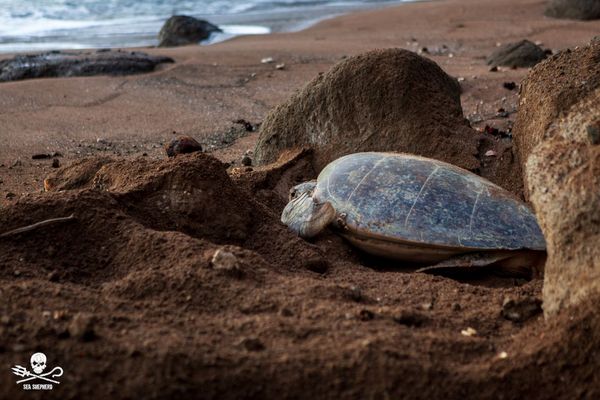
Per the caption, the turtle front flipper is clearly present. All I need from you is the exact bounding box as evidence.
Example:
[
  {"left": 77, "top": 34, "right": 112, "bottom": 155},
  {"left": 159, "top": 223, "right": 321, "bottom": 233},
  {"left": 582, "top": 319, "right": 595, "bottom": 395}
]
[
  {"left": 416, "top": 250, "right": 546, "bottom": 279},
  {"left": 281, "top": 182, "right": 336, "bottom": 238}
]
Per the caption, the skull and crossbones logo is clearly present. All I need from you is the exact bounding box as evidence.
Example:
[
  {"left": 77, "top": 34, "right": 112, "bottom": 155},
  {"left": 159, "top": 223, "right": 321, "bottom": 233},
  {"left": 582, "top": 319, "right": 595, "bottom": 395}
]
[
  {"left": 31, "top": 352, "right": 46, "bottom": 374},
  {"left": 12, "top": 352, "right": 64, "bottom": 385}
]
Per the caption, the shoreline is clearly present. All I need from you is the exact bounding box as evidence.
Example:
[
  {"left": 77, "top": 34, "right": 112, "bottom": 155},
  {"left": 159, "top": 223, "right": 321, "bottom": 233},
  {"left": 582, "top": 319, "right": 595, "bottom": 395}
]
[{"left": 0, "top": 0, "right": 413, "bottom": 54}]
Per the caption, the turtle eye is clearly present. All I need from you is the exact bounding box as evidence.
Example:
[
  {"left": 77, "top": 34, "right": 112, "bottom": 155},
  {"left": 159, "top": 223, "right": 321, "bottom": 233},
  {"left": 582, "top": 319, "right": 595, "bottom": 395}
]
[{"left": 290, "top": 189, "right": 297, "bottom": 199}]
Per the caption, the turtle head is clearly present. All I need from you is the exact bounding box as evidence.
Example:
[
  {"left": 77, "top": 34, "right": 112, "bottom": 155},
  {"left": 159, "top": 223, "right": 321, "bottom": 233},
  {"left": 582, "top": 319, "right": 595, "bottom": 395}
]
[{"left": 281, "top": 181, "right": 336, "bottom": 238}]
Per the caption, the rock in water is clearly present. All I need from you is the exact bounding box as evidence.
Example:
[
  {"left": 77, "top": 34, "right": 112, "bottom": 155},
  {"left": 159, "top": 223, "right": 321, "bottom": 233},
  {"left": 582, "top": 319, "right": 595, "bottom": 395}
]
[
  {"left": 486, "top": 40, "right": 547, "bottom": 68},
  {"left": 515, "top": 38, "right": 600, "bottom": 317},
  {"left": 254, "top": 49, "right": 479, "bottom": 172},
  {"left": 545, "top": 0, "right": 600, "bottom": 20},
  {"left": 0, "top": 50, "right": 174, "bottom": 82},
  {"left": 158, "top": 15, "right": 221, "bottom": 47}
]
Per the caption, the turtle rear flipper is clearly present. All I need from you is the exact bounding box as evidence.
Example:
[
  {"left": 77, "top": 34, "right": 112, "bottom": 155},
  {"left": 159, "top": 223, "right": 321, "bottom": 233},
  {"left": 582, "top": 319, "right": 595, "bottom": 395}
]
[{"left": 416, "top": 250, "right": 546, "bottom": 279}]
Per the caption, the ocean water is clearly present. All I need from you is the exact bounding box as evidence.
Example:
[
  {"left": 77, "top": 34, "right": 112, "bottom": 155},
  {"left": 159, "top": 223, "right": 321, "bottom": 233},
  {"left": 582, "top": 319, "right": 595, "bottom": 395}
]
[{"left": 0, "top": 0, "right": 413, "bottom": 53}]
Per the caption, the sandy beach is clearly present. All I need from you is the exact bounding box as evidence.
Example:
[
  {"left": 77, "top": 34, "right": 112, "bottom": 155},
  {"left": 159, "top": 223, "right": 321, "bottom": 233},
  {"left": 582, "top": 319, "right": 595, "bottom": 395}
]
[
  {"left": 1, "top": 0, "right": 600, "bottom": 398},
  {"left": 1, "top": 0, "right": 598, "bottom": 204}
]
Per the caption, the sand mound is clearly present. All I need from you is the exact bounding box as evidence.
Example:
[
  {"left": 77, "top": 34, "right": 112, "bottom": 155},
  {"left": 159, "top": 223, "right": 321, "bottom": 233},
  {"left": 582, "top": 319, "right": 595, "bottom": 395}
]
[
  {"left": 513, "top": 38, "right": 600, "bottom": 317},
  {"left": 514, "top": 38, "right": 600, "bottom": 177},
  {"left": 254, "top": 48, "right": 481, "bottom": 172},
  {"left": 526, "top": 87, "right": 600, "bottom": 317}
]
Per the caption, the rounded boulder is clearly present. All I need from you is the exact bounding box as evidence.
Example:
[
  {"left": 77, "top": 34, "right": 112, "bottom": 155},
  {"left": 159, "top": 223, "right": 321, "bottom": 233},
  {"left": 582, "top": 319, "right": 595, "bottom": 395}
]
[
  {"left": 254, "top": 48, "right": 480, "bottom": 172},
  {"left": 545, "top": 0, "right": 600, "bottom": 20},
  {"left": 158, "top": 15, "right": 221, "bottom": 47}
]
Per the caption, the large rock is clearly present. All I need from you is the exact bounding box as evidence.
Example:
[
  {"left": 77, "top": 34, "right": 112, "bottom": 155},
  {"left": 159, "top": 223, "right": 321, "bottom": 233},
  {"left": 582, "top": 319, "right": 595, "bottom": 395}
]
[
  {"left": 486, "top": 40, "right": 547, "bottom": 68},
  {"left": 513, "top": 38, "right": 600, "bottom": 179},
  {"left": 526, "top": 88, "right": 600, "bottom": 317},
  {"left": 254, "top": 49, "right": 480, "bottom": 172},
  {"left": 0, "top": 50, "right": 174, "bottom": 82},
  {"left": 545, "top": 0, "right": 600, "bottom": 20},
  {"left": 516, "top": 39, "right": 600, "bottom": 317},
  {"left": 158, "top": 15, "right": 221, "bottom": 47}
]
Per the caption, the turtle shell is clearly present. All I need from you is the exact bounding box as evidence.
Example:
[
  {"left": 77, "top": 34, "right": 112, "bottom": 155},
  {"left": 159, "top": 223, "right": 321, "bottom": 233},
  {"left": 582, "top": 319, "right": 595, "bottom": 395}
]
[{"left": 314, "top": 152, "right": 546, "bottom": 252}]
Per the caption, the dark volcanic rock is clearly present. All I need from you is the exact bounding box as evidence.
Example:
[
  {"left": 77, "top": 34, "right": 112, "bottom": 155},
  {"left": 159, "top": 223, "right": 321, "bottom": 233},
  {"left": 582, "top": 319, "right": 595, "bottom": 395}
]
[
  {"left": 486, "top": 40, "right": 547, "bottom": 68},
  {"left": 254, "top": 48, "right": 480, "bottom": 172},
  {"left": 165, "top": 136, "right": 203, "bottom": 157},
  {"left": 545, "top": 0, "right": 600, "bottom": 20},
  {"left": 0, "top": 50, "right": 174, "bottom": 82},
  {"left": 158, "top": 15, "right": 221, "bottom": 47}
]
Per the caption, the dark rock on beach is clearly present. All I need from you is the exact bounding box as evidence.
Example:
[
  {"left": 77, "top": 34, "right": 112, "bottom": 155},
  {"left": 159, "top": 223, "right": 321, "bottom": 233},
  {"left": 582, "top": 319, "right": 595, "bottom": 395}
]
[
  {"left": 255, "top": 48, "right": 480, "bottom": 172},
  {"left": 165, "top": 136, "right": 203, "bottom": 157},
  {"left": 486, "top": 40, "right": 547, "bottom": 68},
  {"left": 0, "top": 50, "right": 174, "bottom": 82},
  {"left": 545, "top": 0, "right": 600, "bottom": 20},
  {"left": 158, "top": 15, "right": 222, "bottom": 47}
]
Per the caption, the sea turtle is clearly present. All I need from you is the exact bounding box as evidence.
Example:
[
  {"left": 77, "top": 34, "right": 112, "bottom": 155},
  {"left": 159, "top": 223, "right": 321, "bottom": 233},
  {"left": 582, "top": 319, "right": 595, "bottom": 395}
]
[{"left": 281, "top": 152, "right": 546, "bottom": 276}]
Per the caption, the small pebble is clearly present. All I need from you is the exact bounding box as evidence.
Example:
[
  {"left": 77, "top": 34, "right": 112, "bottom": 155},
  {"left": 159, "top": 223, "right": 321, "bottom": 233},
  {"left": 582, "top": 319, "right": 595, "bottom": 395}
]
[
  {"left": 461, "top": 327, "right": 477, "bottom": 337},
  {"left": 503, "top": 82, "right": 517, "bottom": 90},
  {"left": 52, "top": 158, "right": 60, "bottom": 168},
  {"left": 239, "top": 337, "right": 265, "bottom": 352},
  {"left": 485, "top": 150, "right": 497, "bottom": 157},
  {"left": 394, "top": 310, "right": 427, "bottom": 327},
  {"left": 279, "top": 308, "right": 294, "bottom": 317},
  {"left": 359, "top": 309, "right": 375, "bottom": 321},
  {"left": 303, "top": 256, "right": 328, "bottom": 274},
  {"left": 502, "top": 296, "right": 542, "bottom": 323},
  {"left": 165, "top": 136, "right": 202, "bottom": 157},
  {"left": 68, "top": 313, "right": 96, "bottom": 341},
  {"left": 241, "top": 154, "right": 252, "bottom": 166},
  {"left": 586, "top": 124, "right": 600, "bottom": 145},
  {"left": 211, "top": 248, "right": 242, "bottom": 277},
  {"left": 497, "top": 351, "right": 509, "bottom": 359},
  {"left": 47, "top": 270, "right": 59, "bottom": 282},
  {"left": 347, "top": 285, "right": 363, "bottom": 302},
  {"left": 261, "top": 57, "right": 274, "bottom": 64},
  {"left": 275, "top": 63, "right": 285, "bottom": 70}
]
